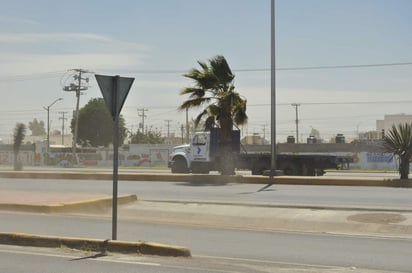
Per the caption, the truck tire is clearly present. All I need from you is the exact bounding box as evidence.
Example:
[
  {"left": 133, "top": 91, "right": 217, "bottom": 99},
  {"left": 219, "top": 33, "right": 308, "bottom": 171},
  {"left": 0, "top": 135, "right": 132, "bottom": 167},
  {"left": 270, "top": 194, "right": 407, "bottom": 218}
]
[
  {"left": 278, "top": 162, "right": 300, "bottom": 176},
  {"left": 252, "top": 161, "right": 269, "bottom": 175},
  {"left": 171, "top": 156, "right": 189, "bottom": 173}
]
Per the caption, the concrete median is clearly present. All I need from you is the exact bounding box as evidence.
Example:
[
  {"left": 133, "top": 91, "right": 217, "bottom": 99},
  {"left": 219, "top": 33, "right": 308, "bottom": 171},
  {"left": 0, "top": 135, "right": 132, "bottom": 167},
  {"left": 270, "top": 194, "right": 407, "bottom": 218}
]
[
  {"left": 0, "top": 232, "right": 191, "bottom": 257},
  {"left": 1, "top": 170, "right": 412, "bottom": 187},
  {"left": 0, "top": 194, "right": 137, "bottom": 213}
]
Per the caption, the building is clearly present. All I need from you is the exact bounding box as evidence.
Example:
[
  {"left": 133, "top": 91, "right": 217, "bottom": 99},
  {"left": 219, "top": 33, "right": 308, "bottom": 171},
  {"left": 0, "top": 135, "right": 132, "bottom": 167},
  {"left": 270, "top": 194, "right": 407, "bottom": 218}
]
[{"left": 377, "top": 114, "right": 412, "bottom": 135}]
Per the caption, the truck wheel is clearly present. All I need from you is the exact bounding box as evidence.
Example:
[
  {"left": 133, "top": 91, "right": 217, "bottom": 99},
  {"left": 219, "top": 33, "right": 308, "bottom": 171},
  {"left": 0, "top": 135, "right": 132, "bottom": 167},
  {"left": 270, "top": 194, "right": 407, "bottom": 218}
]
[
  {"left": 252, "top": 162, "right": 268, "bottom": 175},
  {"left": 171, "top": 157, "right": 189, "bottom": 173},
  {"left": 278, "top": 162, "right": 300, "bottom": 176}
]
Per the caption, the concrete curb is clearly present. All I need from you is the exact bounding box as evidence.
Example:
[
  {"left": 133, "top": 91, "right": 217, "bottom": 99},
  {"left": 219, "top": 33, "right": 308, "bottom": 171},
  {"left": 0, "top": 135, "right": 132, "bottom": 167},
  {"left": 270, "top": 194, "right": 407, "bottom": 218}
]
[
  {"left": 1, "top": 170, "right": 412, "bottom": 187},
  {"left": 0, "top": 194, "right": 138, "bottom": 213},
  {"left": 142, "top": 199, "right": 412, "bottom": 213},
  {"left": 0, "top": 232, "right": 191, "bottom": 257}
]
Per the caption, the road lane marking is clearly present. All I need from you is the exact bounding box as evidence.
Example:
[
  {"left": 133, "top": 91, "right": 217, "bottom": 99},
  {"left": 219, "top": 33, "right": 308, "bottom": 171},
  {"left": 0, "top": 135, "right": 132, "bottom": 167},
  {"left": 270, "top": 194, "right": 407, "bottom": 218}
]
[
  {"left": 194, "top": 254, "right": 342, "bottom": 270},
  {"left": 0, "top": 248, "right": 160, "bottom": 267}
]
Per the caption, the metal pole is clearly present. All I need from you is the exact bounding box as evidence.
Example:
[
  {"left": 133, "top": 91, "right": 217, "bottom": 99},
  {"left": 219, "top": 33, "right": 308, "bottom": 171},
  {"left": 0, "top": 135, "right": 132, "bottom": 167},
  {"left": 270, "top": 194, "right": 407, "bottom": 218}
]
[
  {"left": 47, "top": 107, "right": 50, "bottom": 153},
  {"left": 270, "top": 0, "right": 277, "bottom": 174},
  {"left": 72, "top": 70, "right": 82, "bottom": 162},
  {"left": 112, "top": 76, "right": 119, "bottom": 240},
  {"left": 44, "top": 98, "right": 62, "bottom": 154},
  {"left": 292, "top": 103, "right": 300, "bottom": 143},
  {"left": 60, "top": 112, "right": 67, "bottom": 145},
  {"left": 185, "top": 108, "right": 189, "bottom": 143}
]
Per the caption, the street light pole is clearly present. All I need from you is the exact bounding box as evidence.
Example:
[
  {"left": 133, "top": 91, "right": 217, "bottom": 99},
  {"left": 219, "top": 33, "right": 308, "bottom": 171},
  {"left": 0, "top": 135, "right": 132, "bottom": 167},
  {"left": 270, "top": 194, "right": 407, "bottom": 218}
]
[
  {"left": 44, "top": 98, "right": 63, "bottom": 154},
  {"left": 270, "top": 0, "right": 277, "bottom": 174}
]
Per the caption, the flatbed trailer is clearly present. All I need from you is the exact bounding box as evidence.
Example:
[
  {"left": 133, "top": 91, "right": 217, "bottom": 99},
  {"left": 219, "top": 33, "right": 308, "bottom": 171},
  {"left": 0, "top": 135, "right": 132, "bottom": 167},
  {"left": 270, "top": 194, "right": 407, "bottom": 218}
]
[
  {"left": 237, "top": 153, "right": 352, "bottom": 176},
  {"left": 168, "top": 129, "right": 353, "bottom": 176}
]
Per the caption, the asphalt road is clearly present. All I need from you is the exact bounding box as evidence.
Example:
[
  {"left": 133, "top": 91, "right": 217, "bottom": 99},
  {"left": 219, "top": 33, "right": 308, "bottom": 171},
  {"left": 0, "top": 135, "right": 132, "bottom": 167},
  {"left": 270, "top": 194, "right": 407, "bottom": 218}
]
[
  {"left": 2, "top": 176, "right": 412, "bottom": 272},
  {"left": 1, "top": 245, "right": 392, "bottom": 273},
  {"left": 1, "top": 178, "right": 411, "bottom": 210},
  {"left": 0, "top": 245, "right": 217, "bottom": 273},
  {"left": 1, "top": 212, "right": 412, "bottom": 272}
]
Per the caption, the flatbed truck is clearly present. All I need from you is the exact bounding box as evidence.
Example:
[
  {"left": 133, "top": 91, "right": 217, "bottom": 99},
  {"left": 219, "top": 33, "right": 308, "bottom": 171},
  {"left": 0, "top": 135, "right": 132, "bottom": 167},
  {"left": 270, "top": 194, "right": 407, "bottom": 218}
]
[{"left": 168, "top": 129, "right": 352, "bottom": 176}]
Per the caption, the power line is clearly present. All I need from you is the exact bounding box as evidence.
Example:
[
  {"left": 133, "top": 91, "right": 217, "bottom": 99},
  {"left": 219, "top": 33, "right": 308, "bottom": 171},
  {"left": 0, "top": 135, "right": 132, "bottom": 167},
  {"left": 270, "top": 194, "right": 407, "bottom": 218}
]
[
  {"left": 0, "top": 70, "right": 67, "bottom": 82},
  {"left": 249, "top": 100, "right": 412, "bottom": 107},
  {"left": 108, "top": 61, "right": 412, "bottom": 74},
  {"left": 123, "top": 100, "right": 412, "bottom": 110},
  {"left": 2, "top": 61, "right": 412, "bottom": 82},
  {"left": 243, "top": 62, "right": 412, "bottom": 72},
  {"left": 0, "top": 99, "right": 410, "bottom": 117}
]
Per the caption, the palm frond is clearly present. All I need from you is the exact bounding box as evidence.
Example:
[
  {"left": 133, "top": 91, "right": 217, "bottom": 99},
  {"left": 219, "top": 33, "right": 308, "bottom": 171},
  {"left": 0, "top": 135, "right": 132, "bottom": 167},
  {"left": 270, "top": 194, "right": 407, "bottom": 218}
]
[
  {"left": 179, "top": 97, "right": 211, "bottom": 110},
  {"left": 204, "top": 116, "right": 216, "bottom": 131},
  {"left": 383, "top": 123, "right": 412, "bottom": 155},
  {"left": 194, "top": 109, "right": 208, "bottom": 128},
  {"left": 179, "top": 55, "right": 248, "bottom": 133},
  {"left": 209, "top": 55, "right": 235, "bottom": 85},
  {"left": 180, "top": 87, "right": 206, "bottom": 98}
]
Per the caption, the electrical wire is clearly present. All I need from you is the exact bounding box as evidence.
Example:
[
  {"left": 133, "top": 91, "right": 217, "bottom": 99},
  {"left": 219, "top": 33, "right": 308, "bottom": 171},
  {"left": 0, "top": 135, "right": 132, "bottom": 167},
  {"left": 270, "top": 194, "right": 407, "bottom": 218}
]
[
  {"left": 1, "top": 61, "right": 412, "bottom": 82},
  {"left": 115, "top": 61, "right": 412, "bottom": 74},
  {"left": 0, "top": 70, "right": 66, "bottom": 82}
]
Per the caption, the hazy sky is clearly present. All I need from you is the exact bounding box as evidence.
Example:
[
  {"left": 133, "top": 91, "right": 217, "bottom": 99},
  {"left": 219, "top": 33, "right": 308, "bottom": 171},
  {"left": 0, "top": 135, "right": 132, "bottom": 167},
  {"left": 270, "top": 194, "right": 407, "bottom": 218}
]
[{"left": 1, "top": 0, "right": 411, "bottom": 143}]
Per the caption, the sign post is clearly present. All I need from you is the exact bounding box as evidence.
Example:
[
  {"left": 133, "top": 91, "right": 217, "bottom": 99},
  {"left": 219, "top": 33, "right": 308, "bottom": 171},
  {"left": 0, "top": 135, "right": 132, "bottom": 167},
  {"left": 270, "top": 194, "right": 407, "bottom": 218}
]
[{"left": 95, "top": 74, "right": 134, "bottom": 240}]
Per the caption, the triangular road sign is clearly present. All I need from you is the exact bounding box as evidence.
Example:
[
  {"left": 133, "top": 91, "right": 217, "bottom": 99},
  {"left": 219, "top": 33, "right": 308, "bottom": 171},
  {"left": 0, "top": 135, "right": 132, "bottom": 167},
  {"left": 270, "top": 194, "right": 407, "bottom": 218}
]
[{"left": 95, "top": 74, "right": 135, "bottom": 119}]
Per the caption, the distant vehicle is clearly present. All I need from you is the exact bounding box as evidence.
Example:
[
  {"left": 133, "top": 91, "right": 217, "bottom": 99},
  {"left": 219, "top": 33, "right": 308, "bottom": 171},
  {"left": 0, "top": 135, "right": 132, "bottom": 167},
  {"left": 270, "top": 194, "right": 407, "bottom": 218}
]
[{"left": 168, "top": 128, "right": 353, "bottom": 176}]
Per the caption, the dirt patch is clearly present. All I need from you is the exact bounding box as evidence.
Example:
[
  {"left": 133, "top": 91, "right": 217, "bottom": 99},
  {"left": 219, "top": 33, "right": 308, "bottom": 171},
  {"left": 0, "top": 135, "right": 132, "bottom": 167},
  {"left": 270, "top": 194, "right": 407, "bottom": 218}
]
[{"left": 347, "top": 213, "right": 406, "bottom": 224}]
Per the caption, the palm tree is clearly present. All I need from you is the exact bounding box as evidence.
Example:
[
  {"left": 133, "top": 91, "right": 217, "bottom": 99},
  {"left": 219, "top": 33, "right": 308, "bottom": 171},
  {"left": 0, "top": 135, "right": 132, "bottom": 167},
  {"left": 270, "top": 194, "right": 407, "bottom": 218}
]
[
  {"left": 382, "top": 123, "right": 412, "bottom": 179},
  {"left": 179, "top": 55, "right": 248, "bottom": 174},
  {"left": 13, "top": 123, "right": 26, "bottom": 171}
]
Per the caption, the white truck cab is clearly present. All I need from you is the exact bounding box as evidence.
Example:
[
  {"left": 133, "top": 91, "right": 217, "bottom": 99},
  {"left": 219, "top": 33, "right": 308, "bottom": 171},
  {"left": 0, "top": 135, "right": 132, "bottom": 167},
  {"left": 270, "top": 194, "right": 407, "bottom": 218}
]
[{"left": 168, "top": 132, "right": 212, "bottom": 173}]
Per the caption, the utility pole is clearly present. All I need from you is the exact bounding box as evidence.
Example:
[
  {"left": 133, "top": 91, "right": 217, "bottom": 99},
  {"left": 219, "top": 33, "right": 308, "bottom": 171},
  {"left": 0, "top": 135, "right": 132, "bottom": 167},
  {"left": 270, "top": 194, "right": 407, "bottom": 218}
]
[
  {"left": 63, "top": 69, "right": 91, "bottom": 162},
  {"left": 59, "top": 111, "right": 68, "bottom": 145},
  {"left": 291, "top": 103, "right": 300, "bottom": 143},
  {"left": 185, "top": 108, "right": 189, "bottom": 143},
  {"left": 262, "top": 124, "right": 267, "bottom": 145},
  {"left": 165, "top": 119, "right": 172, "bottom": 138},
  {"left": 181, "top": 124, "right": 184, "bottom": 144},
  {"left": 137, "top": 108, "right": 148, "bottom": 134}
]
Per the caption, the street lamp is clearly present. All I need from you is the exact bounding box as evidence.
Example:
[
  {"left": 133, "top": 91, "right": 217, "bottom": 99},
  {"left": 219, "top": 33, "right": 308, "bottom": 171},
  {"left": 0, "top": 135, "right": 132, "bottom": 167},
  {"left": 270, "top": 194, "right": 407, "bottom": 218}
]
[{"left": 44, "top": 98, "right": 63, "bottom": 153}]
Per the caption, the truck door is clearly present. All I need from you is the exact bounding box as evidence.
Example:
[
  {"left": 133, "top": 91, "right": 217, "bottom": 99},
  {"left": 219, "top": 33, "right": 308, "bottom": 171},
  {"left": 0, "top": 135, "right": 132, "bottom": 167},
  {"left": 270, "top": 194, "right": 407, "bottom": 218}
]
[{"left": 190, "top": 133, "right": 209, "bottom": 163}]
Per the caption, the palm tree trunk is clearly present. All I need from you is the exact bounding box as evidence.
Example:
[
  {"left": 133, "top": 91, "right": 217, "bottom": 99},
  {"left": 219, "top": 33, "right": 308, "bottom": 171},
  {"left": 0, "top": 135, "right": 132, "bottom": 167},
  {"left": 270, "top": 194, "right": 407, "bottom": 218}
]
[
  {"left": 219, "top": 118, "right": 235, "bottom": 175},
  {"left": 399, "top": 155, "right": 410, "bottom": 179}
]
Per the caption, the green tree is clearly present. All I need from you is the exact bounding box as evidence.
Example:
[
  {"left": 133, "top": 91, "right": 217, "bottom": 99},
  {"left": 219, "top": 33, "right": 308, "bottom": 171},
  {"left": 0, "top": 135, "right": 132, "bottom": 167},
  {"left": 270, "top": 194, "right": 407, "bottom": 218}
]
[
  {"left": 382, "top": 123, "right": 412, "bottom": 179},
  {"left": 179, "top": 55, "right": 248, "bottom": 174},
  {"left": 28, "top": 118, "right": 46, "bottom": 136},
  {"left": 71, "top": 98, "right": 127, "bottom": 147},
  {"left": 13, "top": 123, "right": 26, "bottom": 171},
  {"left": 129, "top": 129, "right": 164, "bottom": 144}
]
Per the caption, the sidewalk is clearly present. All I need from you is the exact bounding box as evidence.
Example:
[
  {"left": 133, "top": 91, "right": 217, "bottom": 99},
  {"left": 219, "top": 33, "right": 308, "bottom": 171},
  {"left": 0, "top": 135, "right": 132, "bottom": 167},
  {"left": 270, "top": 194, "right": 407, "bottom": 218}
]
[{"left": 1, "top": 189, "right": 412, "bottom": 239}]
